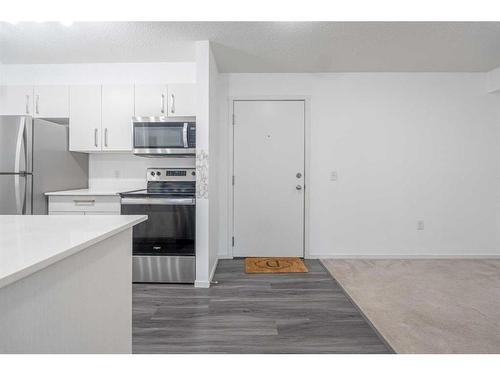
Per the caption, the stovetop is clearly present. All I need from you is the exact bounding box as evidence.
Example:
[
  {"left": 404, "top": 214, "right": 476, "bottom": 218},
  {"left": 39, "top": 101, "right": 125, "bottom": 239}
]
[{"left": 120, "top": 168, "right": 196, "bottom": 199}]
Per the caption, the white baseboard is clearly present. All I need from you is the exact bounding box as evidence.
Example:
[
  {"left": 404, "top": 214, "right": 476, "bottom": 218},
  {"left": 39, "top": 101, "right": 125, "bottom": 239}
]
[
  {"left": 194, "top": 280, "right": 210, "bottom": 288},
  {"left": 309, "top": 253, "right": 500, "bottom": 259},
  {"left": 217, "top": 254, "right": 233, "bottom": 259}
]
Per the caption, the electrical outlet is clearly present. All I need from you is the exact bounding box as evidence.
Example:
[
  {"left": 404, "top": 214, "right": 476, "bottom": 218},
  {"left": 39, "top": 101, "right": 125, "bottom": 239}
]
[
  {"left": 417, "top": 220, "right": 425, "bottom": 230},
  {"left": 330, "top": 171, "right": 338, "bottom": 181}
]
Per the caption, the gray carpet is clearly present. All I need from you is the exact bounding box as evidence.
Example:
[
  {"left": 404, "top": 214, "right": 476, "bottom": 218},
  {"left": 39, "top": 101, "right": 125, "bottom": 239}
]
[{"left": 322, "top": 259, "right": 500, "bottom": 354}]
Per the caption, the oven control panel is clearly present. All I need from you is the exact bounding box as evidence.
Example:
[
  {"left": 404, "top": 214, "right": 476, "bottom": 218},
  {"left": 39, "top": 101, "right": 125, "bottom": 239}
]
[{"left": 147, "top": 168, "right": 196, "bottom": 182}]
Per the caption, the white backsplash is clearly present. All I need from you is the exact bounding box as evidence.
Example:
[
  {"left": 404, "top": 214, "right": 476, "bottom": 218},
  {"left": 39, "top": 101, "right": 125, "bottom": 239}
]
[{"left": 89, "top": 153, "right": 196, "bottom": 191}]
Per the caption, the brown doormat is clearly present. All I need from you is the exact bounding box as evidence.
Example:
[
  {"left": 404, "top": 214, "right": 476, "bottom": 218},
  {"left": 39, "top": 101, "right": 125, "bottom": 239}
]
[{"left": 245, "top": 257, "right": 309, "bottom": 274}]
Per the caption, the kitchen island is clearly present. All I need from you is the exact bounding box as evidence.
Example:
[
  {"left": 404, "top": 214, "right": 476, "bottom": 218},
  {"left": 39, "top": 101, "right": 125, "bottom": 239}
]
[{"left": 0, "top": 214, "right": 147, "bottom": 353}]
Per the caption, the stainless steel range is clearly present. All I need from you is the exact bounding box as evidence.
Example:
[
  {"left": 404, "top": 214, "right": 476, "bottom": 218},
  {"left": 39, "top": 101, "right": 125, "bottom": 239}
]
[{"left": 120, "top": 168, "right": 196, "bottom": 283}]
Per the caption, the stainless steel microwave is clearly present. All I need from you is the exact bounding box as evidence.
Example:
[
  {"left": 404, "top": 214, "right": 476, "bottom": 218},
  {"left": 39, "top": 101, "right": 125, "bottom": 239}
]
[{"left": 132, "top": 116, "right": 196, "bottom": 157}]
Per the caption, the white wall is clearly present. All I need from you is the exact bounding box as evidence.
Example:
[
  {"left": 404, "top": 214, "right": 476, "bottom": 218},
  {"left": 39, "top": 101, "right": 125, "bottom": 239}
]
[
  {"left": 217, "top": 73, "right": 500, "bottom": 258},
  {"left": 194, "top": 41, "right": 210, "bottom": 287},
  {"left": 0, "top": 62, "right": 195, "bottom": 85},
  {"left": 193, "top": 41, "right": 228, "bottom": 287},
  {"left": 89, "top": 154, "right": 195, "bottom": 191},
  {"left": 208, "top": 45, "right": 229, "bottom": 276}
]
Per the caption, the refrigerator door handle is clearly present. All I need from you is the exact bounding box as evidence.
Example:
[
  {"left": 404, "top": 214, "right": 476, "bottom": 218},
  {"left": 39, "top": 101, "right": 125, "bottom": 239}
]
[
  {"left": 14, "top": 174, "right": 26, "bottom": 214},
  {"left": 13, "top": 118, "right": 27, "bottom": 214},
  {"left": 14, "top": 174, "right": 21, "bottom": 214},
  {"left": 14, "top": 117, "right": 26, "bottom": 174}
]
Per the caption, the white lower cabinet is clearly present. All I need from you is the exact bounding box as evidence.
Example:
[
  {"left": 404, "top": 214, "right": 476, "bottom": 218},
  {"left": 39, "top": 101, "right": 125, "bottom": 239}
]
[{"left": 48, "top": 195, "right": 121, "bottom": 215}]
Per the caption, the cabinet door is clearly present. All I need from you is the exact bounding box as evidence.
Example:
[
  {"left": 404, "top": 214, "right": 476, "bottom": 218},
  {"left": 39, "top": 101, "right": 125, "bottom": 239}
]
[
  {"left": 102, "top": 85, "right": 134, "bottom": 151},
  {"left": 69, "top": 85, "right": 102, "bottom": 152},
  {"left": 135, "top": 84, "right": 168, "bottom": 117},
  {"left": 167, "top": 83, "right": 196, "bottom": 117},
  {"left": 34, "top": 86, "right": 69, "bottom": 118},
  {"left": 0, "top": 86, "right": 33, "bottom": 115}
]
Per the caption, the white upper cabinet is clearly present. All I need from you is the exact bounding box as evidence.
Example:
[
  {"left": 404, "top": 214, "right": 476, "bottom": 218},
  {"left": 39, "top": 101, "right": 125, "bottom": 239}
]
[
  {"left": 134, "top": 84, "right": 168, "bottom": 117},
  {"left": 101, "top": 85, "right": 134, "bottom": 151},
  {"left": 167, "top": 83, "right": 196, "bottom": 117},
  {"left": 69, "top": 85, "right": 102, "bottom": 152},
  {"left": 33, "top": 86, "right": 69, "bottom": 118},
  {"left": 0, "top": 86, "right": 34, "bottom": 115}
]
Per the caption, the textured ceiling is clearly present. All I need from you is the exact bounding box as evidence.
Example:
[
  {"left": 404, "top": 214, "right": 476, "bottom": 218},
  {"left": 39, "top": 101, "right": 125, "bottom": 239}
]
[{"left": 1, "top": 22, "right": 500, "bottom": 72}]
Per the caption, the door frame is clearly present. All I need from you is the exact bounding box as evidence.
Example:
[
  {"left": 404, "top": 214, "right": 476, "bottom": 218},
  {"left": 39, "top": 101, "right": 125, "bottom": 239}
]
[{"left": 227, "top": 96, "right": 312, "bottom": 259}]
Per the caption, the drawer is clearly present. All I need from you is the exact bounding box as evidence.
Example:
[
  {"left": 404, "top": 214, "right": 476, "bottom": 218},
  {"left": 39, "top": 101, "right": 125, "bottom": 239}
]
[
  {"left": 48, "top": 195, "right": 121, "bottom": 213},
  {"left": 48, "top": 211, "right": 85, "bottom": 215}
]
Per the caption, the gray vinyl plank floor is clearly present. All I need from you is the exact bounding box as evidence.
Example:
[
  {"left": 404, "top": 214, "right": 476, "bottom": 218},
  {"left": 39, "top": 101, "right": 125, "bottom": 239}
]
[{"left": 132, "top": 259, "right": 391, "bottom": 354}]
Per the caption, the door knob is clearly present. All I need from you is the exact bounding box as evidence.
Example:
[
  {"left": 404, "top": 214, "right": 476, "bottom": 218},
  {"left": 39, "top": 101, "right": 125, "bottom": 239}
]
[{"left": 296, "top": 185, "right": 302, "bottom": 190}]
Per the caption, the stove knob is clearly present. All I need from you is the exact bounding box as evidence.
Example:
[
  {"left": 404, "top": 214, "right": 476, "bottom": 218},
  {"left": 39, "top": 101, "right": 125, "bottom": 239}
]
[
  {"left": 150, "top": 171, "right": 155, "bottom": 176},
  {"left": 191, "top": 171, "right": 196, "bottom": 176},
  {"left": 156, "top": 171, "right": 161, "bottom": 176}
]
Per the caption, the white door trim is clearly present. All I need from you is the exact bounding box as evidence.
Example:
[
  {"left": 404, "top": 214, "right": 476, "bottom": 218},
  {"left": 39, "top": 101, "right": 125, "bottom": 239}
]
[{"left": 227, "top": 95, "right": 312, "bottom": 259}]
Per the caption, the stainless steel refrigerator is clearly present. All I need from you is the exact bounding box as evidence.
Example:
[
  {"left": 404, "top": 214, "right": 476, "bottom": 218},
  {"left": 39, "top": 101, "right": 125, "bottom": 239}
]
[{"left": 0, "top": 115, "right": 89, "bottom": 215}]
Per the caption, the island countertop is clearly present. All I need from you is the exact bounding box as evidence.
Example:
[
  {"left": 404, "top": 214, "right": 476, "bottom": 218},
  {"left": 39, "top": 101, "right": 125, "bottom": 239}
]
[{"left": 0, "top": 215, "right": 147, "bottom": 289}]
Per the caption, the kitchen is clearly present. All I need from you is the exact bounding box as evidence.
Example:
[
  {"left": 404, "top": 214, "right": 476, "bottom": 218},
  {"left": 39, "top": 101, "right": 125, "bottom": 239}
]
[
  {"left": 2, "top": 16, "right": 500, "bottom": 368},
  {"left": 0, "top": 50, "right": 211, "bottom": 352}
]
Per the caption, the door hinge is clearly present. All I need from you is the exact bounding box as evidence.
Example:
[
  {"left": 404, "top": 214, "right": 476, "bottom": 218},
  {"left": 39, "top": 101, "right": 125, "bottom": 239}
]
[
  {"left": 232, "top": 175, "right": 235, "bottom": 185},
  {"left": 232, "top": 237, "right": 235, "bottom": 247}
]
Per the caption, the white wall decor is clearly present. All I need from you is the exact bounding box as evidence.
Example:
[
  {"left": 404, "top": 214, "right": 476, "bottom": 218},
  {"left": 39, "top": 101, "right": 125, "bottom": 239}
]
[{"left": 196, "top": 149, "right": 209, "bottom": 199}]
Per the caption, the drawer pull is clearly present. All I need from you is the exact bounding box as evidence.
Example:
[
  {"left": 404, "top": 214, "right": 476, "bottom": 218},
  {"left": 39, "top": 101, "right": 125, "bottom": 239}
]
[{"left": 73, "top": 199, "right": 96, "bottom": 206}]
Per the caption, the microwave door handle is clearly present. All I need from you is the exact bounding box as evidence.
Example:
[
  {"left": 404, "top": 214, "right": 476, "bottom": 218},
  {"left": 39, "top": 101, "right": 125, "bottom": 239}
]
[{"left": 183, "top": 123, "right": 188, "bottom": 148}]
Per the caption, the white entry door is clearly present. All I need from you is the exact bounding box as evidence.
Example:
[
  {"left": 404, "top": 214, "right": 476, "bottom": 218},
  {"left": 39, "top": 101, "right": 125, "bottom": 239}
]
[{"left": 233, "top": 100, "right": 305, "bottom": 257}]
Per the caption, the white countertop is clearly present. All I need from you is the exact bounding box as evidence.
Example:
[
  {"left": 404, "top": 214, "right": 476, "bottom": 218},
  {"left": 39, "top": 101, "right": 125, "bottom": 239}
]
[
  {"left": 0, "top": 215, "right": 147, "bottom": 289},
  {"left": 44, "top": 188, "right": 125, "bottom": 196}
]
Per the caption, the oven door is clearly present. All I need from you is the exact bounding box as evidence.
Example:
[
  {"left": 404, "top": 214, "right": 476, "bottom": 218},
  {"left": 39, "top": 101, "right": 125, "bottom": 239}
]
[{"left": 121, "top": 197, "right": 195, "bottom": 256}]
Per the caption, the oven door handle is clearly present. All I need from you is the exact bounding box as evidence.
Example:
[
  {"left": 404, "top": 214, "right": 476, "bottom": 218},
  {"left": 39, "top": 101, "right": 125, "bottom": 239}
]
[{"left": 121, "top": 197, "right": 195, "bottom": 205}]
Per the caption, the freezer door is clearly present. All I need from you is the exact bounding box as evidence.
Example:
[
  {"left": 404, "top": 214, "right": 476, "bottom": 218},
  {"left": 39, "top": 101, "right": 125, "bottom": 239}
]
[
  {"left": 0, "top": 173, "right": 32, "bottom": 215},
  {"left": 0, "top": 116, "right": 32, "bottom": 173}
]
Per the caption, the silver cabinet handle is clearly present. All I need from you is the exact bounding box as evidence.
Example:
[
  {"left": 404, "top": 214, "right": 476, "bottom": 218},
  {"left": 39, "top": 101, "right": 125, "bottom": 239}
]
[
  {"left": 94, "top": 128, "right": 98, "bottom": 147},
  {"left": 296, "top": 185, "right": 302, "bottom": 190},
  {"left": 25, "top": 95, "right": 30, "bottom": 114},
  {"left": 161, "top": 94, "right": 165, "bottom": 114},
  {"left": 104, "top": 128, "right": 108, "bottom": 147},
  {"left": 170, "top": 93, "right": 175, "bottom": 114},
  {"left": 35, "top": 94, "right": 40, "bottom": 114},
  {"left": 74, "top": 199, "right": 96, "bottom": 206}
]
